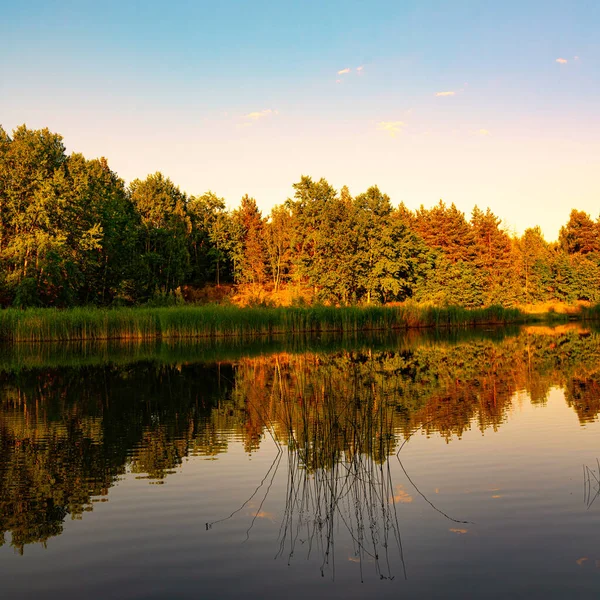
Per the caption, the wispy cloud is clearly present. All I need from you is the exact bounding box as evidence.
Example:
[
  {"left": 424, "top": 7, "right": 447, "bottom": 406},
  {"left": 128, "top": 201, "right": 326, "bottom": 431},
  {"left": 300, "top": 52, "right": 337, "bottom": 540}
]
[
  {"left": 435, "top": 91, "right": 455, "bottom": 97},
  {"left": 377, "top": 121, "right": 406, "bottom": 137},
  {"left": 556, "top": 58, "right": 568, "bottom": 64},
  {"left": 356, "top": 65, "right": 364, "bottom": 72},
  {"left": 476, "top": 129, "right": 490, "bottom": 136},
  {"left": 337, "top": 67, "right": 350, "bottom": 75},
  {"left": 335, "top": 79, "right": 342, "bottom": 84},
  {"left": 244, "top": 109, "right": 277, "bottom": 120}
]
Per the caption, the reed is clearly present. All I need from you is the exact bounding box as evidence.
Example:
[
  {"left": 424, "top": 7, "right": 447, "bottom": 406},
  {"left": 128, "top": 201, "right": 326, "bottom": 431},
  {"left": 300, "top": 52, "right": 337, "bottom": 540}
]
[
  {"left": 0, "top": 304, "right": 531, "bottom": 342},
  {"left": 580, "top": 303, "right": 600, "bottom": 322}
]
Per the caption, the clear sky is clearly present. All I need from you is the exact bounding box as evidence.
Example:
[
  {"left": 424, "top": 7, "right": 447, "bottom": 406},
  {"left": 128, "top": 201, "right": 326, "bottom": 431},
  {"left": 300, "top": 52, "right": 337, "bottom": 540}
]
[{"left": 1, "top": 0, "right": 598, "bottom": 240}]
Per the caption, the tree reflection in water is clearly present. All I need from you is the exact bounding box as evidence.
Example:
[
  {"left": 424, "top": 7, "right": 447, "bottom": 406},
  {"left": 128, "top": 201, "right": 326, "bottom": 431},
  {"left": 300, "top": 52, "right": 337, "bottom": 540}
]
[{"left": 2, "top": 326, "right": 600, "bottom": 555}]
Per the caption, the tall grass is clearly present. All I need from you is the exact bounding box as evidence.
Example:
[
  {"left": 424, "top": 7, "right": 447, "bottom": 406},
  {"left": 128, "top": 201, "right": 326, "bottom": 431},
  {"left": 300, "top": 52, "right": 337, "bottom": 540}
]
[
  {"left": 0, "top": 304, "right": 529, "bottom": 342},
  {"left": 580, "top": 304, "right": 600, "bottom": 322}
]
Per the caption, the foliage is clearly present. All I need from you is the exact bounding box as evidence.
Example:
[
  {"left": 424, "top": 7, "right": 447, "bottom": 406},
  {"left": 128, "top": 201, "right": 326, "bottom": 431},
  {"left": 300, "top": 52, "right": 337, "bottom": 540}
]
[
  {"left": 2, "top": 123, "right": 600, "bottom": 310},
  {"left": 129, "top": 173, "right": 190, "bottom": 298}
]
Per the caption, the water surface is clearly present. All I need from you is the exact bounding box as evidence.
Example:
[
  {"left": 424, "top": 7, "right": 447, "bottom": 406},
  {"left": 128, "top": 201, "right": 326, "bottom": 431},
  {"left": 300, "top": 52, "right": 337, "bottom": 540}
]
[{"left": 1, "top": 326, "right": 600, "bottom": 598}]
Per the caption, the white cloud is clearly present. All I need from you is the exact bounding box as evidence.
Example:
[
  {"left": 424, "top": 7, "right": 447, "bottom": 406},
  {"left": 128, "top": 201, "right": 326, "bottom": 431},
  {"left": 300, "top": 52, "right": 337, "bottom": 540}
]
[
  {"left": 556, "top": 58, "right": 568, "bottom": 64},
  {"left": 377, "top": 121, "right": 406, "bottom": 137},
  {"left": 435, "top": 91, "right": 455, "bottom": 97},
  {"left": 244, "top": 109, "right": 277, "bottom": 120},
  {"left": 337, "top": 67, "right": 350, "bottom": 75}
]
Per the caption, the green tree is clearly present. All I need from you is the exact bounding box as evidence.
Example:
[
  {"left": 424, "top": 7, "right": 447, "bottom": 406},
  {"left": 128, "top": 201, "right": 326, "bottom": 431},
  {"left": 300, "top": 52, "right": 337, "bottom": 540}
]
[
  {"left": 129, "top": 173, "right": 190, "bottom": 297},
  {"left": 353, "top": 187, "right": 428, "bottom": 303},
  {"left": 0, "top": 125, "right": 70, "bottom": 305},
  {"left": 265, "top": 204, "right": 293, "bottom": 291},
  {"left": 66, "top": 154, "right": 140, "bottom": 304},
  {"left": 289, "top": 176, "right": 356, "bottom": 302},
  {"left": 414, "top": 254, "right": 485, "bottom": 308},
  {"left": 187, "top": 191, "right": 229, "bottom": 286},
  {"left": 515, "top": 227, "right": 552, "bottom": 303},
  {"left": 470, "top": 206, "right": 516, "bottom": 305}
]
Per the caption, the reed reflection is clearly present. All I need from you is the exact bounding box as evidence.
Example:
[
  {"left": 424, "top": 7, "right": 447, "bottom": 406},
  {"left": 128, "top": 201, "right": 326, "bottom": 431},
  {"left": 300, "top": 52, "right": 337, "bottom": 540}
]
[{"left": 276, "top": 374, "right": 406, "bottom": 581}]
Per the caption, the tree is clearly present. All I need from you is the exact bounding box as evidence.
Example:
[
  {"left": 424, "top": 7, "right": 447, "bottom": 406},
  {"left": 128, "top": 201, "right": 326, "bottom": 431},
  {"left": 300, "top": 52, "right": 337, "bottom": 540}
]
[
  {"left": 414, "top": 254, "right": 485, "bottom": 308},
  {"left": 265, "top": 204, "right": 293, "bottom": 291},
  {"left": 66, "top": 154, "right": 140, "bottom": 304},
  {"left": 470, "top": 206, "right": 516, "bottom": 305},
  {"left": 413, "top": 201, "right": 474, "bottom": 263},
  {"left": 0, "top": 125, "right": 69, "bottom": 304},
  {"left": 353, "top": 186, "right": 427, "bottom": 303},
  {"left": 187, "top": 191, "right": 229, "bottom": 286},
  {"left": 559, "top": 209, "right": 600, "bottom": 255},
  {"left": 129, "top": 173, "right": 190, "bottom": 297},
  {"left": 231, "top": 195, "right": 267, "bottom": 285},
  {"left": 515, "top": 227, "right": 551, "bottom": 303},
  {"left": 288, "top": 176, "right": 356, "bottom": 302}
]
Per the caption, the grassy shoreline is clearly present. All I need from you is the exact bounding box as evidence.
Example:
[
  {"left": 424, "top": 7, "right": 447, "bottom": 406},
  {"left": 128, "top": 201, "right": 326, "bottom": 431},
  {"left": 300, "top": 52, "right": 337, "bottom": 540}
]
[{"left": 0, "top": 303, "right": 556, "bottom": 342}]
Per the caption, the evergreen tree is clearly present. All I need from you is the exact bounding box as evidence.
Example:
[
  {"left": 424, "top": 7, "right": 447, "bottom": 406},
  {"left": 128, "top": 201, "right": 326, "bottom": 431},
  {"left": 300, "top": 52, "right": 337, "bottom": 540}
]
[
  {"left": 470, "top": 206, "right": 516, "bottom": 304},
  {"left": 231, "top": 195, "right": 267, "bottom": 285},
  {"left": 559, "top": 209, "right": 600, "bottom": 255},
  {"left": 414, "top": 201, "right": 474, "bottom": 263},
  {"left": 515, "top": 227, "right": 552, "bottom": 303}
]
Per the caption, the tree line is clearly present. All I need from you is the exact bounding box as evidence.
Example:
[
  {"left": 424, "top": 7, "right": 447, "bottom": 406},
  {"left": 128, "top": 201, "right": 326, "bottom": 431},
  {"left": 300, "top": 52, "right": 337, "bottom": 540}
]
[{"left": 1, "top": 124, "right": 599, "bottom": 308}]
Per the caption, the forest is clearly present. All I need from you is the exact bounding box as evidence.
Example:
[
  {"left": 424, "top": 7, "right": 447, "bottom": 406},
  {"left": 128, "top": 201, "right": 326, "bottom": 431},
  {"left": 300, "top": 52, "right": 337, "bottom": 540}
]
[{"left": 1, "top": 124, "right": 599, "bottom": 309}]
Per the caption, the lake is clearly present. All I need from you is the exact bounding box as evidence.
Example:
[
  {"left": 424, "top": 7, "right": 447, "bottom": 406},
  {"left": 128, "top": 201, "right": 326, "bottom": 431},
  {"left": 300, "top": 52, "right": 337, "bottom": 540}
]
[{"left": 1, "top": 325, "right": 600, "bottom": 599}]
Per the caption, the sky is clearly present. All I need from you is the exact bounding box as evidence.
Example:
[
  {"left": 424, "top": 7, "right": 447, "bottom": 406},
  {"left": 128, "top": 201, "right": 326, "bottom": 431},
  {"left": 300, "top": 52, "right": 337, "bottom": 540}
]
[{"left": 1, "top": 0, "right": 599, "bottom": 241}]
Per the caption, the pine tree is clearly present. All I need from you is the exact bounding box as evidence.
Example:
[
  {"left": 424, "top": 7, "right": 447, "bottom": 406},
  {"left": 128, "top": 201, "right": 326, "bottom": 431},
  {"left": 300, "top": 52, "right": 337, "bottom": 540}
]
[
  {"left": 413, "top": 201, "right": 474, "bottom": 262},
  {"left": 231, "top": 195, "right": 267, "bottom": 285},
  {"left": 515, "top": 227, "right": 551, "bottom": 303},
  {"left": 559, "top": 209, "right": 600, "bottom": 255},
  {"left": 470, "top": 206, "right": 515, "bottom": 304}
]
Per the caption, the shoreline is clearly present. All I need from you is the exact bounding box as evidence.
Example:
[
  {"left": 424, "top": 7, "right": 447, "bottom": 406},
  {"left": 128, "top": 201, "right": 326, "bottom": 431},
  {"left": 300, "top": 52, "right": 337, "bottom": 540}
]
[{"left": 0, "top": 303, "right": 587, "bottom": 343}]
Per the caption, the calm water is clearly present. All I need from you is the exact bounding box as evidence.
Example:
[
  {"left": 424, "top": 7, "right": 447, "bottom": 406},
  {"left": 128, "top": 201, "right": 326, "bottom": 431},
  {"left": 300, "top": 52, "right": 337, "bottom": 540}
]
[{"left": 1, "top": 326, "right": 600, "bottom": 599}]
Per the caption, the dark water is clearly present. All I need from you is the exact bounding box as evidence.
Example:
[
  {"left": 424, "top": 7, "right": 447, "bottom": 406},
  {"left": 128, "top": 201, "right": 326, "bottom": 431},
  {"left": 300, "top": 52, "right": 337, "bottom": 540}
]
[{"left": 1, "top": 325, "right": 600, "bottom": 599}]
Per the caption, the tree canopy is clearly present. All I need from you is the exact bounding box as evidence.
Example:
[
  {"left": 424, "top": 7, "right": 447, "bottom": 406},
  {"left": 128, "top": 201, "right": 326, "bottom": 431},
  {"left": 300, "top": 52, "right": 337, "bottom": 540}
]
[{"left": 1, "top": 124, "right": 599, "bottom": 308}]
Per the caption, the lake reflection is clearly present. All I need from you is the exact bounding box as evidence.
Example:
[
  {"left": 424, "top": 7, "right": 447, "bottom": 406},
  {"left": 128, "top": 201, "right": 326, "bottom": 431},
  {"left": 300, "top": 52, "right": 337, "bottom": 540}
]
[{"left": 1, "top": 326, "right": 600, "bottom": 599}]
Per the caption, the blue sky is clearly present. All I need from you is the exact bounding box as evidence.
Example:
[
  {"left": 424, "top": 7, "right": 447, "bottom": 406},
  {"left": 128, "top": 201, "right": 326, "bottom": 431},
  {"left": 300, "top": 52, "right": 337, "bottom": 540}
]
[{"left": 1, "top": 0, "right": 599, "bottom": 239}]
